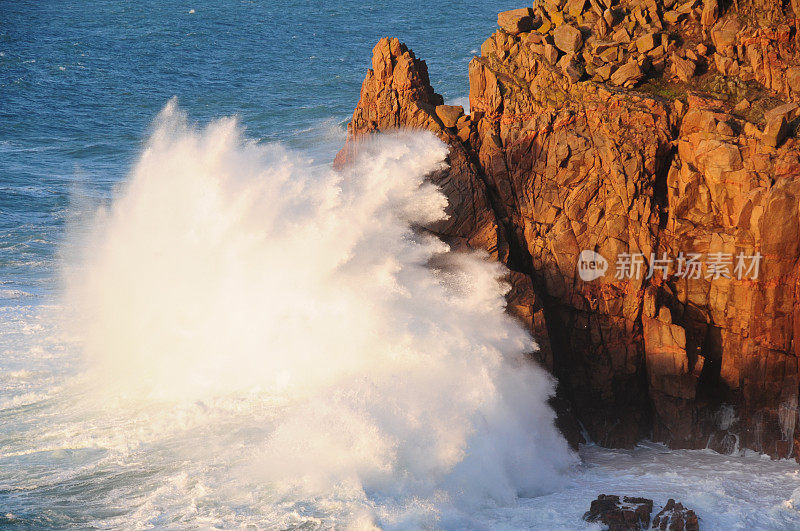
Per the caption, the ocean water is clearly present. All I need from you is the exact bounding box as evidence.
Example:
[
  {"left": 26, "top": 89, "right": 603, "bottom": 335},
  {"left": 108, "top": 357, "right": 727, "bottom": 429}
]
[
  {"left": 2, "top": 0, "right": 525, "bottom": 301},
  {"left": 2, "top": 1, "right": 800, "bottom": 529}
]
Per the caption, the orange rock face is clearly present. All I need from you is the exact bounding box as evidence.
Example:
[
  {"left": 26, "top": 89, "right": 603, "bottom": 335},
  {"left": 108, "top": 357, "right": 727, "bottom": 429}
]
[{"left": 338, "top": 1, "right": 800, "bottom": 458}]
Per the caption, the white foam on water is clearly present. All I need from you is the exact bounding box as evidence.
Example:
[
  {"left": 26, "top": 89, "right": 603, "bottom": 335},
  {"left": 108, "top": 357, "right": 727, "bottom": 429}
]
[
  {"left": 0, "top": 102, "right": 798, "bottom": 529},
  {"left": 54, "top": 100, "right": 575, "bottom": 527},
  {"left": 476, "top": 442, "right": 800, "bottom": 530},
  {"left": 0, "top": 290, "right": 31, "bottom": 300}
]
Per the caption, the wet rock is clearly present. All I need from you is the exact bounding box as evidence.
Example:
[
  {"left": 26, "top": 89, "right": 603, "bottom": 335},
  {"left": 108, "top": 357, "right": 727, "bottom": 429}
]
[
  {"left": 334, "top": 37, "right": 502, "bottom": 256},
  {"left": 652, "top": 499, "right": 700, "bottom": 531},
  {"left": 584, "top": 495, "right": 653, "bottom": 530}
]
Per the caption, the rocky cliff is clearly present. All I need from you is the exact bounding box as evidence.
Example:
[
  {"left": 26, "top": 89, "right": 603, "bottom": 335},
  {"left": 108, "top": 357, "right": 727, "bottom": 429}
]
[{"left": 337, "top": 0, "right": 800, "bottom": 458}]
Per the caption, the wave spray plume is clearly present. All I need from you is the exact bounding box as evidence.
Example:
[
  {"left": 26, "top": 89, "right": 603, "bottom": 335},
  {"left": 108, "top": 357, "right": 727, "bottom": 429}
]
[{"left": 65, "top": 101, "right": 576, "bottom": 527}]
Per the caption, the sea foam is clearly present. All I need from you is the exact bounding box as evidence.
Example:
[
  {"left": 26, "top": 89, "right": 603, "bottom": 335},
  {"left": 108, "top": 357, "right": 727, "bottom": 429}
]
[{"left": 63, "top": 100, "right": 575, "bottom": 527}]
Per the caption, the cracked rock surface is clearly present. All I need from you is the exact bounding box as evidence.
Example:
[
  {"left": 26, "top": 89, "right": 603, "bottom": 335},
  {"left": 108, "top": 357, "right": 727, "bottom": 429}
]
[{"left": 338, "top": 0, "right": 800, "bottom": 458}]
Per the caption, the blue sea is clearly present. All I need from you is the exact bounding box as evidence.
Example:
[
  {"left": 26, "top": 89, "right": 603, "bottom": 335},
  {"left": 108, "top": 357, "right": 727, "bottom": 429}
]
[
  {"left": 2, "top": 1, "right": 800, "bottom": 528},
  {"left": 2, "top": 0, "right": 529, "bottom": 301}
]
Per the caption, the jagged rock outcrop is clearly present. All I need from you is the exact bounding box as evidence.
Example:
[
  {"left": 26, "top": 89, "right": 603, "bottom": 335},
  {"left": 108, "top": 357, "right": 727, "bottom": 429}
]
[
  {"left": 583, "top": 495, "right": 700, "bottom": 530},
  {"left": 652, "top": 498, "right": 700, "bottom": 530},
  {"left": 338, "top": 0, "right": 800, "bottom": 458},
  {"left": 583, "top": 494, "right": 654, "bottom": 530},
  {"left": 335, "top": 38, "right": 506, "bottom": 258}
]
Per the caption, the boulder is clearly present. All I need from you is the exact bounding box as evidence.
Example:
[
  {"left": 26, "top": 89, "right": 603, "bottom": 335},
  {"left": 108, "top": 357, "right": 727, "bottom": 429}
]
[
  {"left": 610, "top": 60, "right": 644, "bottom": 87},
  {"left": 600, "top": 44, "right": 621, "bottom": 62},
  {"left": 788, "top": 68, "right": 800, "bottom": 94},
  {"left": 544, "top": 0, "right": 562, "bottom": 15},
  {"left": 763, "top": 114, "right": 790, "bottom": 148},
  {"left": 523, "top": 31, "right": 545, "bottom": 45},
  {"left": 554, "top": 24, "right": 583, "bottom": 53},
  {"left": 636, "top": 32, "right": 659, "bottom": 53},
  {"left": 456, "top": 124, "right": 471, "bottom": 142},
  {"left": 671, "top": 54, "right": 696, "bottom": 81},
  {"left": 762, "top": 103, "right": 797, "bottom": 148},
  {"left": 652, "top": 499, "right": 700, "bottom": 531},
  {"left": 584, "top": 495, "right": 653, "bottom": 530},
  {"left": 701, "top": 0, "right": 718, "bottom": 27},
  {"left": 549, "top": 10, "right": 565, "bottom": 26},
  {"left": 595, "top": 63, "right": 614, "bottom": 81},
  {"left": 435, "top": 105, "right": 464, "bottom": 128},
  {"left": 733, "top": 98, "right": 750, "bottom": 114},
  {"left": 480, "top": 35, "right": 497, "bottom": 57},
  {"left": 558, "top": 53, "right": 584, "bottom": 83},
  {"left": 716, "top": 120, "right": 735, "bottom": 136},
  {"left": 663, "top": 10, "right": 684, "bottom": 24},
  {"left": 498, "top": 8, "right": 534, "bottom": 34},
  {"left": 603, "top": 7, "right": 615, "bottom": 26},
  {"left": 596, "top": 16, "right": 610, "bottom": 39},
  {"left": 711, "top": 18, "right": 740, "bottom": 54},
  {"left": 613, "top": 27, "right": 631, "bottom": 43},
  {"left": 538, "top": 15, "right": 553, "bottom": 35},
  {"left": 567, "top": 0, "right": 586, "bottom": 16},
  {"left": 543, "top": 43, "right": 560, "bottom": 65}
]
